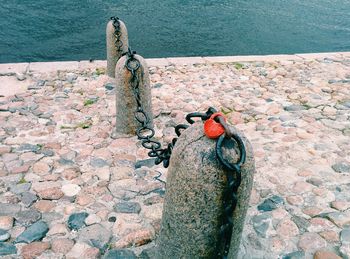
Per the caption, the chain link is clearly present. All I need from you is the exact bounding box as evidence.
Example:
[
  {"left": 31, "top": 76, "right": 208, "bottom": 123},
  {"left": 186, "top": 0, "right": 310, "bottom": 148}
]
[
  {"left": 124, "top": 47, "right": 246, "bottom": 258},
  {"left": 110, "top": 17, "right": 124, "bottom": 55}
]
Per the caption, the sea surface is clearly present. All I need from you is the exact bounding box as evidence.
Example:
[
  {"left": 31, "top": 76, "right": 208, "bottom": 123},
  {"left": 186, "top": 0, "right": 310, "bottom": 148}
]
[{"left": 0, "top": 0, "right": 349, "bottom": 63}]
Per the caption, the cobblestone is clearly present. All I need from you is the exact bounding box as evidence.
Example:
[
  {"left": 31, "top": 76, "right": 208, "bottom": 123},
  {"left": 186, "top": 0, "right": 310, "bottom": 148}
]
[{"left": 0, "top": 55, "right": 348, "bottom": 258}]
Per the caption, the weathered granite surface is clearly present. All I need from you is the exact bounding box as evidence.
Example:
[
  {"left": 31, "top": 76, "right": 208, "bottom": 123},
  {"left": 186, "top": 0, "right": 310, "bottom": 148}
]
[
  {"left": 106, "top": 19, "right": 129, "bottom": 78},
  {"left": 115, "top": 54, "right": 153, "bottom": 135},
  {"left": 156, "top": 123, "right": 254, "bottom": 258}
]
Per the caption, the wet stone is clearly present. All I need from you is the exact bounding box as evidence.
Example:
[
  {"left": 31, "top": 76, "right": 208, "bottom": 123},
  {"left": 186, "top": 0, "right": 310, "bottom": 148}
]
[
  {"left": 114, "top": 202, "right": 141, "bottom": 214},
  {"left": 0, "top": 229, "right": 10, "bottom": 241},
  {"left": 104, "top": 82, "right": 115, "bottom": 91},
  {"left": 67, "top": 212, "right": 89, "bottom": 230},
  {"left": 282, "top": 250, "right": 305, "bottom": 259},
  {"left": 0, "top": 242, "right": 17, "bottom": 256},
  {"left": 21, "top": 192, "right": 38, "bottom": 207},
  {"left": 15, "top": 220, "right": 49, "bottom": 243},
  {"left": 332, "top": 162, "right": 350, "bottom": 173},
  {"left": 103, "top": 249, "right": 137, "bottom": 259},
  {"left": 257, "top": 195, "right": 284, "bottom": 212},
  {"left": 15, "top": 209, "right": 41, "bottom": 227}
]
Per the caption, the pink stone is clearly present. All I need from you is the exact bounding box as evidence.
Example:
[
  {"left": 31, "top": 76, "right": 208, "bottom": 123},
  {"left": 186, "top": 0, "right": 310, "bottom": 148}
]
[
  {"left": 302, "top": 206, "right": 322, "bottom": 217},
  {"left": 51, "top": 238, "right": 75, "bottom": 254},
  {"left": 21, "top": 242, "right": 50, "bottom": 259},
  {"left": 331, "top": 201, "right": 350, "bottom": 211},
  {"left": 286, "top": 195, "right": 304, "bottom": 205},
  {"left": 114, "top": 228, "right": 154, "bottom": 248},
  {"left": 292, "top": 181, "right": 313, "bottom": 193},
  {"left": 298, "top": 233, "right": 326, "bottom": 251},
  {"left": 37, "top": 187, "right": 63, "bottom": 200},
  {"left": 10, "top": 164, "right": 30, "bottom": 174},
  {"left": 313, "top": 250, "right": 342, "bottom": 259},
  {"left": 34, "top": 200, "right": 55, "bottom": 212},
  {"left": 319, "top": 231, "right": 339, "bottom": 243},
  {"left": 276, "top": 218, "right": 299, "bottom": 237}
]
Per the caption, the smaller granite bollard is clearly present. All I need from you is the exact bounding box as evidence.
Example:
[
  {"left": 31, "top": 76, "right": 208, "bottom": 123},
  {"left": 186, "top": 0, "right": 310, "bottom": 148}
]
[
  {"left": 106, "top": 17, "right": 129, "bottom": 78},
  {"left": 156, "top": 123, "right": 255, "bottom": 259},
  {"left": 114, "top": 54, "right": 153, "bottom": 135}
]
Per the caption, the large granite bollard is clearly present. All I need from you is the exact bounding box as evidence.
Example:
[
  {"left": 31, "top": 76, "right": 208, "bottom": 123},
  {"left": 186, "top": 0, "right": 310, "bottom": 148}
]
[
  {"left": 106, "top": 18, "right": 129, "bottom": 78},
  {"left": 156, "top": 123, "right": 255, "bottom": 259},
  {"left": 115, "top": 54, "right": 153, "bottom": 135}
]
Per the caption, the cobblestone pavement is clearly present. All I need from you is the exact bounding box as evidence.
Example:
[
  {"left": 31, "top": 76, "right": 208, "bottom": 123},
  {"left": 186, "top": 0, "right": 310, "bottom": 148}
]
[{"left": 0, "top": 53, "right": 349, "bottom": 258}]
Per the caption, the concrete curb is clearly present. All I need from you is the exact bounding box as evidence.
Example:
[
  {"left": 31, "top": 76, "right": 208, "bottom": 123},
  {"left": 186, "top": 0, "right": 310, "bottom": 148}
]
[{"left": 0, "top": 52, "right": 348, "bottom": 74}]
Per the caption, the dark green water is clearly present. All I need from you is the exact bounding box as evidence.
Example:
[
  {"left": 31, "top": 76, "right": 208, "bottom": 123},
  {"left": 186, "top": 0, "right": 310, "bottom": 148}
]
[{"left": 0, "top": 0, "right": 349, "bottom": 63}]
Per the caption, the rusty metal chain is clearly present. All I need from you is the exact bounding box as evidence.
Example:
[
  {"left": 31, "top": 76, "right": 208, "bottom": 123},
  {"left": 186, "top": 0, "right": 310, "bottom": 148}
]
[
  {"left": 125, "top": 48, "right": 246, "bottom": 258},
  {"left": 110, "top": 17, "right": 124, "bottom": 55},
  {"left": 125, "top": 50, "right": 188, "bottom": 168}
]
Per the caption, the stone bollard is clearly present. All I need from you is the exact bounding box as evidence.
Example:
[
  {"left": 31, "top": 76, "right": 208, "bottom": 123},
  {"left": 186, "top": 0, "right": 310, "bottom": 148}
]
[
  {"left": 156, "top": 122, "right": 254, "bottom": 259},
  {"left": 106, "top": 17, "right": 129, "bottom": 78},
  {"left": 114, "top": 54, "right": 153, "bottom": 135}
]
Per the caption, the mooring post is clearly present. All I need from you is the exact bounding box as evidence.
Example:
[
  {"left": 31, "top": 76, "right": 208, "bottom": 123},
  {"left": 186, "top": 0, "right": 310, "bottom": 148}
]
[
  {"left": 106, "top": 17, "right": 129, "bottom": 78},
  {"left": 155, "top": 122, "right": 254, "bottom": 258},
  {"left": 114, "top": 53, "right": 153, "bottom": 136}
]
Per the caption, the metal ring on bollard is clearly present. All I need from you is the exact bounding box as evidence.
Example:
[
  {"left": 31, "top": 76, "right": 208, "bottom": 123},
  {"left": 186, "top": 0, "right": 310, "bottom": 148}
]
[{"left": 216, "top": 133, "right": 246, "bottom": 173}]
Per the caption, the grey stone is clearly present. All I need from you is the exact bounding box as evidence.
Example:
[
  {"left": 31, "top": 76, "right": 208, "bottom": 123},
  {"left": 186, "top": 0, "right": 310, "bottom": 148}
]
[
  {"left": 306, "top": 177, "right": 323, "bottom": 187},
  {"left": 106, "top": 19, "right": 129, "bottom": 78},
  {"left": 10, "top": 183, "right": 31, "bottom": 195},
  {"left": 135, "top": 158, "right": 156, "bottom": 169},
  {"left": 291, "top": 216, "right": 310, "bottom": 233},
  {"left": 58, "top": 158, "right": 74, "bottom": 165},
  {"left": 0, "top": 229, "right": 10, "bottom": 242},
  {"left": 115, "top": 54, "right": 153, "bottom": 135},
  {"left": 103, "top": 249, "right": 136, "bottom": 259},
  {"left": 15, "top": 143, "right": 40, "bottom": 153},
  {"left": 66, "top": 73, "right": 78, "bottom": 83},
  {"left": 15, "top": 220, "right": 49, "bottom": 243},
  {"left": 15, "top": 209, "right": 41, "bottom": 227},
  {"left": 113, "top": 202, "right": 141, "bottom": 214},
  {"left": 67, "top": 212, "right": 88, "bottom": 230},
  {"left": 39, "top": 149, "right": 55, "bottom": 157},
  {"left": 282, "top": 251, "right": 305, "bottom": 259},
  {"left": 0, "top": 242, "right": 17, "bottom": 256},
  {"left": 78, "top": 224, "right": 111, "bottom": 250},
  {"left": 41, "top": 212, "right": 62, "bottom": 222},
  {"left": 155, "top": 123, "right": 255, "bottom": 259},
  {"left": 332, "top": 162, "right": 350, "bottom": 173},
  {"left": 21, "top": 192, "right": 38, "bottom": 207},
  {"left": 284, "top": 105, "right": 307, "bottom": 111},
  {"left": 257, "top": 195, "right": 284, "bottom": 212},
  {"left": 340, "top": 228, "right": 350, "bottom": 244},
  {"left": 90, "top": 157, "right": 109, "bottom": 168},
  {"left": 252, "top": 213, "right": 271, "bottom": 238},
  {"left": 104, "top": 82, "right": 115, "bottom": 91},
  {"left": 139, "top": 247, "right": 157, "bottom": 258},
  {"left": 0, "top": 203, "right": 21, "bottom": 216}
]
